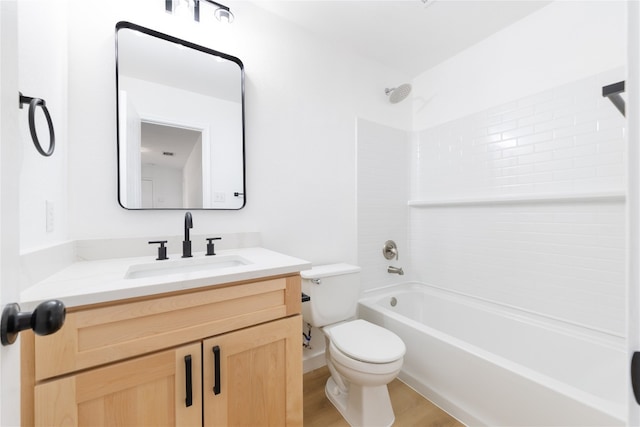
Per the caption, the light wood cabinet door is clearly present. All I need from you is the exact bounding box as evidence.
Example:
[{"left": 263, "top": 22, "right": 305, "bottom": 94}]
[
  {"left": 202, "top": 315, "right": 303, "bottom": 427},
  {"left": 34, "top": 342, "right": 202, "bottom": 427}
]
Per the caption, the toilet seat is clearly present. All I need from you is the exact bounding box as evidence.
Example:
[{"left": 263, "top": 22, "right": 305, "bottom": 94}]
[
  {"left": 328, "top": 319, "right": 405, "bottom": 364},
  {"left": 329, "top": 341, "right": 404, "bottom": 377}
]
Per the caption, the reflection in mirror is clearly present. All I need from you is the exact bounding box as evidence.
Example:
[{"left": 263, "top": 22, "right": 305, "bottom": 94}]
[
  {"left": 141, "top": 123, "right": 203, "bottom": 208},
  {"left": 116, "top": 21, "right": 245, "bottom": 209}
]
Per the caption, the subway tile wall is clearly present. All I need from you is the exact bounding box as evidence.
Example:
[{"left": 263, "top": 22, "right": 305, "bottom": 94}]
[
  {"left": 410, "top": 68, "right": 627, "bottom": 336},
  {"left": 410, "top": 204, "right": 625, "bottom": 335},
  {"left": 357, "top": 118, "right": 411, "bottom": 293},
  {"left": 415, "top": 68, "right": 626, "bottom": 199}
]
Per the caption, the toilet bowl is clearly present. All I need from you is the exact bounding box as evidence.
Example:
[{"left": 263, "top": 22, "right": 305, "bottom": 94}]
[
  {"left": 323, "top": 320, "right": 404, "bottom": 427},
  {"left": 301, "top": 264, "right": 406, "bottom": 427}
]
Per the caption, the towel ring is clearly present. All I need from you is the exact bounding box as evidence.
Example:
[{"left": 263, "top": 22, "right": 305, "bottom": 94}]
[{"left": 19, "top": 92, "right": 55, "bottom": 157}]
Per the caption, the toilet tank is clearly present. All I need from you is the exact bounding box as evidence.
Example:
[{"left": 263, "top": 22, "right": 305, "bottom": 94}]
[{"left": 301, "top": 263, "right": 362, "bottom": 328}]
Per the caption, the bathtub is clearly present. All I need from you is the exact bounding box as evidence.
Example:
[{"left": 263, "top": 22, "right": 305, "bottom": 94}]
[{"left": 357, "top": 282, "right": 626, "bottom": 426}]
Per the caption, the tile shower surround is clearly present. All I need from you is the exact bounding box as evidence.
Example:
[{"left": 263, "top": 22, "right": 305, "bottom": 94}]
[
  {"left": 410, "top": 68, "right": 626, "bottom": 337},
  {"left": 415, "top": 70, "right": 625, "bottom": 199}
]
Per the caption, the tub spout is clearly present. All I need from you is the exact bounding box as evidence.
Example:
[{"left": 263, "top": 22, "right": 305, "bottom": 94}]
[{"left": 388, "top": 266, "right": 404, "bottom": 275}]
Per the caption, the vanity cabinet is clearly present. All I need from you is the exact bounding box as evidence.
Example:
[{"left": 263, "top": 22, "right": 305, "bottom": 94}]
[
  {"left": 34, "top": 342, "right": 203, "bottom": 426},
  {"left": 21, "top": 274, "right": 303, "bottom": 427},
  {"left": 203, "top": 316, "right": 300, "bottom": 426}
]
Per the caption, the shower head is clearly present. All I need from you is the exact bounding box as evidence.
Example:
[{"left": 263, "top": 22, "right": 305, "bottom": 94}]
[{"left": 385, "top": 84, "right": 412, "bottom": 104}]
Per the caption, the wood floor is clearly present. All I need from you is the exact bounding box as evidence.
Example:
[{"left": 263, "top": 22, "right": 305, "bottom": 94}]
[{"left": 303, "top": 366, "right": 464, "bottom": 427}]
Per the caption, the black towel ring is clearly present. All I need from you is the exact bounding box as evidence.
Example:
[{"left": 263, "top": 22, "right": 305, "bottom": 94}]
[{"left": 19, "top": 92, "right": 55, "bottom": 157}]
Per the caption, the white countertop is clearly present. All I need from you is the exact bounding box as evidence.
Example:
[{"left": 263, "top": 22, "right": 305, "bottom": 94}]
[{"left": 20, "top": 247, "right": 311, "bottom": 309}]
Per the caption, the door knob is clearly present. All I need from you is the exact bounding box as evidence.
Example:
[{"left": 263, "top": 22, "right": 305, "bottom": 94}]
[{"left": 1, "top": 300, "right": 66, "bottom": 346}]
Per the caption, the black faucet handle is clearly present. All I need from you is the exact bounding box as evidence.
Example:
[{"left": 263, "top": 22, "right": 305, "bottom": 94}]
[
  {"left": 206, "top": 237, "right": 222, "bottom": 256},
  {"left": 149, "top": 240, "right": 168, "bottom": 260}
]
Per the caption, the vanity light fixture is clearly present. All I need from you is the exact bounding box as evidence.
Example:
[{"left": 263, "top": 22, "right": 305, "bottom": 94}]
[
  {"left": 212, "top": 2, "right": 234, "bottom": 23},
  {"left": 165, "top": 0, "right": 234, "bottom": 23}
]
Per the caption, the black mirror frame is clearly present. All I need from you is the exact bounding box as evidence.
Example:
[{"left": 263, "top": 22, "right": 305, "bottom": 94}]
[{"left": 115, "top": 21, "right": 246, "bottom": 210}]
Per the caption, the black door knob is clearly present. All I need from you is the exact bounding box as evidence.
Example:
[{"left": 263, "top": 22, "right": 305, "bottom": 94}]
[{"left": 1, "top": 299, "right": 66, "bottom": 346}]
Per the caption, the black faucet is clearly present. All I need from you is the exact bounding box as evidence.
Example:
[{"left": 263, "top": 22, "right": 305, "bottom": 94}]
[{"left": 182, "top": 211, "right": 193, "bottom": 258}]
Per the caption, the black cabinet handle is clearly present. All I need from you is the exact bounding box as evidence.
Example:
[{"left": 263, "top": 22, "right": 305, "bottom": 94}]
[
  {"left": 185, "top": 355, "right": 193, "bottom": 407},
  {"left": 213, "top": 345, "right": 221, "bottom": 395}
]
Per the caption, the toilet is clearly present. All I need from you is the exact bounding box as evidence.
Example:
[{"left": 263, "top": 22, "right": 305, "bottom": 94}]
[{"left": 301, "top": 264, "right": 406, "bottom": 427}]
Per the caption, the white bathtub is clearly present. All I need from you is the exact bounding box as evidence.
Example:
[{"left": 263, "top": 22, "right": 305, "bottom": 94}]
[{"left": 358, "top": 282, "right": 626, "bottom": 426}]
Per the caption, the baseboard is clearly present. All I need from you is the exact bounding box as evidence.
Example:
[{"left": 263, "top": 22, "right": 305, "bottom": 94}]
[{"left": 303, "top": 350, "right": 326, "bottom": 373}]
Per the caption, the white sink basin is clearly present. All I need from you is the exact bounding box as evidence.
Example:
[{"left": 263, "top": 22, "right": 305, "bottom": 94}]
[{"left": 125, "top": 255, "right": 251, "bottom": 279}]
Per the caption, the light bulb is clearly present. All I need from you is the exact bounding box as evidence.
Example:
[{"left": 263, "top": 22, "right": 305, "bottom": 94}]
[{"left": 214, "top": 7, "right": 234, "bottom": 23}]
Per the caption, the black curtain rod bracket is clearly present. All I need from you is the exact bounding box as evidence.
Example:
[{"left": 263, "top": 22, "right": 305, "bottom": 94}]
[{"left": 602, "top": 81, "right": 626, "bottom": 118}]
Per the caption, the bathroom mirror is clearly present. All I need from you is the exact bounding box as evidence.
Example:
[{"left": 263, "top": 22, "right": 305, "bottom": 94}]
[{"left": 116, "top": 21, "right": 245, "bottom": 209}]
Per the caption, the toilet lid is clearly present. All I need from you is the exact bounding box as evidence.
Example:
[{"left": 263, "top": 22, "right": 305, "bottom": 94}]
[{"left": 329, "top": 319, "right": 406, "bottom": 364}]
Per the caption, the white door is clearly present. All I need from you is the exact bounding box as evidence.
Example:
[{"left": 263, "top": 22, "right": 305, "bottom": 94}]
[
  {"left": 0, "top": 1, "right": 23, "bottom": 425},
  {"left": 629, "top": 1, "right": 640, "bottom": 425}
]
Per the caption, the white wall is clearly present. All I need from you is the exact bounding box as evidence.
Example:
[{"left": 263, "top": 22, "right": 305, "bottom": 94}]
[
  {"left": 64, "top": 0, "right": 410, "bottom": 264},
  {"left": 409, "top": 1, "right": 627, "bottom": 336},
  {"left": 18, "top": 0, "right": 68, "bottom": 251},
  {"left": 1, "top": 2, "right": 23, "bottom": 425}
]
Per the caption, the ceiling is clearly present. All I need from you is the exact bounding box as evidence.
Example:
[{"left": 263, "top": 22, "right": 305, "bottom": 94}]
[
  {"left": 251, "top": 0, "right": 553, "bottom": 78},
  {"left": 141, "top": 122, "right": 200, "bottom": 169}
]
